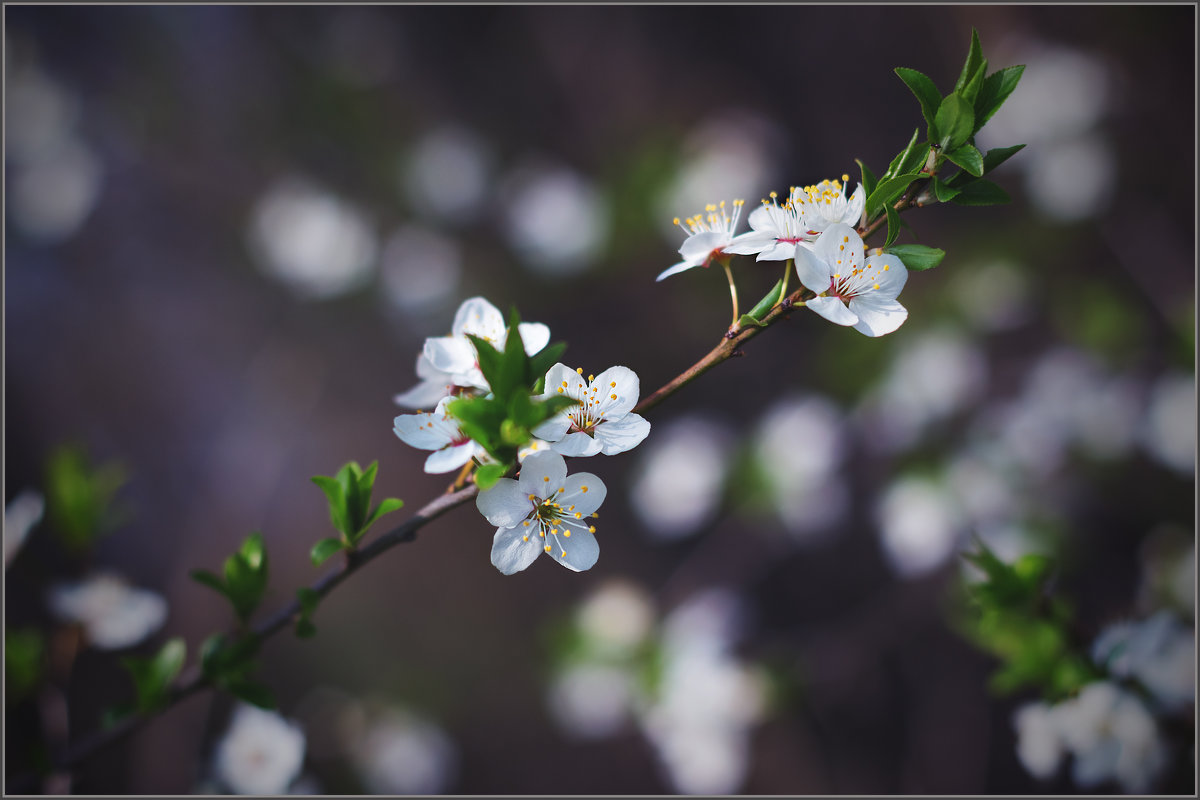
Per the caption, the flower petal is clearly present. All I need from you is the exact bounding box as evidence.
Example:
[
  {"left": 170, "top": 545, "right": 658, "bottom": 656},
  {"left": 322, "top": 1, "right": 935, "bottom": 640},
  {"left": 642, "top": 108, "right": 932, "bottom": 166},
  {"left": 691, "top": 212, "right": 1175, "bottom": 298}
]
[
  {"left": 863, "top": 253, "right": 908, "bottom": 298},
  {"left": 723, "top": 230, "right": 777, "bottom": 256},
  {"left": 793, "top": 247, "right": 833, "bottom": 294},
  {"left": 754, "top": 240, "right": 798, "bottom": 263},
  {"left": 394, "top": 411, "right": 455, "bottom": 450},
  {"left": 849, "top": 296, "right": 908, "bottom": 337},
  {"left": 656, "top": 260, "right": 700, "bottom": 281},
  {"left": 490, "top": 526, "right": 544, "bottom": 575},
  {"left": 557, "top": 472, "right": 607, "bottom": 517},
  {"left": 516, "top": 322, "right": 551, "bottom": 356},
  {"left": 591, "top": 366, "right": 639, "bottom": 418},
  {"left": 844, "top": 184, "right": 866, "bottom": 224},
  {"left": 424, "top": 442, "right": 476, "bottom": 474},
  {"left": 549, "top": 432, "right": 604, "bottom": 457},
  {"left": 812, "top": 223, "right": 864, "bottom": 274},
  {"left": 452, "top": 296, "right": 505, "bottom": 338},
  {"left": 393, "top": 378, "right": 451, "bottom": 410},
  {"left": 518, "top": 450, "right": 568, "bottom": 498},
  {"left": 678, "top": 231, "right": 724, "bottom": 262},
  {"left": 476, "top": 478, "right": 532, "bottom": 528},
  {"left": 807, "top": 295, "right": 859, "bottom": 327},
  {"left": 532, "top": 414, "right": 572, "bottom": 442},
  {"left": 546, "top": 523, "right": 599, "bottom": 572},
  {"left": 423, "top": 335, "right": 476, "bottom": 375},
  {"left": 595, "top": 414, "right": 651, "bottom": 455}
]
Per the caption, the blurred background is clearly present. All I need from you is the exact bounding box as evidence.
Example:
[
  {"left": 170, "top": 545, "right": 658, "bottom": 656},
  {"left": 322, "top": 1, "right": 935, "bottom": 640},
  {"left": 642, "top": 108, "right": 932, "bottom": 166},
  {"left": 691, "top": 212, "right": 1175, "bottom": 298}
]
[{"left": 4, "top": 4, "right": 1194, "bottom": 795}]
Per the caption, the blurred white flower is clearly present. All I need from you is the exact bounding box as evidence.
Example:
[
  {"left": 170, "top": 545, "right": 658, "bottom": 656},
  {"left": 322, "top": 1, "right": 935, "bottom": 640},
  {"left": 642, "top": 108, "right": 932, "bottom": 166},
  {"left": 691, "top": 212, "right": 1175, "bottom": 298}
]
[
  {"left": 4, "top": 488, "right": 44, "bottom": 568},
  {"left": 401, "top": 125, "right": 492, "bottom": 223},
  {"left": 8, "top": 137, "right": 103, "bottom": 244},
  {"left": 5, "top": 65, "right": 81, "bottom": 162},
  {"left": 753, "top": 395, "right": 848, "bottom": 541},
  {"left": 1140, "top": 372, "right": 1196, "bottom": 475},
  {"left": 534, "top": 363, "right": 651, "bottom": 457},
  {"left": 949, "top": 260, "right": 1032, "bottom": 332},
  {"left": 548, "top": 662, "right": 637, "bottom": 740},
  {"left": 247, "top": 177, "right": 378, "bottom": 300},
  {"left": 352, "top": 710, "right": 457, "bottom": 795},
  {"left": 1055, "top": 681, "right": 1168, "bottom": 793},
  {"left": 47, "top": 572, "right": 167, "bottom": 650},
  {"left": 213, "top": 704, "right": 306, "bottom": 796},
  {"left": 1012, "top": 701, "right": 1066, "bottom": 780},
  {"left": 1092, "top": 611, "right": 1195, "bottom": 714},
  {"left": 379, "top": 224, "right": 462, "bottom": 313},
  {"left": 576, "top": 579, "right": 656, "bottom": 656},
  {"left": 1023, "top": 133, "right": 1116, "bottom": 223},
  {"left": 500, "top": 161, "right": 608, "bottom": 276},
  {"left": 629, "top": 416, "right": 734, "bottom": 541},
  {"left": 875, "top": 476, "right": 963, "bottom": 579}
]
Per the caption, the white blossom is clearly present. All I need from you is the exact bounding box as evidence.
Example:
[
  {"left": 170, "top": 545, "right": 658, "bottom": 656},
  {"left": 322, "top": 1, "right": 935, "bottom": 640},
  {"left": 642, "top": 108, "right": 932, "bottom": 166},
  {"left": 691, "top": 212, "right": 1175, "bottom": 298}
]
[
  {"left": 213, "top": 704, "right": 307, "bottom": 796},
  {"left": 1092, "top": 611, "right": 1195, "bottom": 714},
  {"left": 534, "top": 363, "right": 650, "bottom": 457},
  {"left": 1013, "top": 701, "right": 1066, "bottom": 780},
  {"left": 794, "top": 223, "right": 908, "bottom": 337},
  {"left": 393, "top": 396, "right": 485, "bottom": 474},
  {"left": 1055, "top": 681, "right": 1168, "bottom": 793},
  {"left": 47, "top": 572, "right": 167, "bottom": 650},
  {"left": 352, "top": 710, "right": 457, "bottom": 795},
  {"left": 420, "top": 296, "right": 550, "bottom": 392},
  {"left": 657, "top": 199, "right": 745, "bottom": 281}
]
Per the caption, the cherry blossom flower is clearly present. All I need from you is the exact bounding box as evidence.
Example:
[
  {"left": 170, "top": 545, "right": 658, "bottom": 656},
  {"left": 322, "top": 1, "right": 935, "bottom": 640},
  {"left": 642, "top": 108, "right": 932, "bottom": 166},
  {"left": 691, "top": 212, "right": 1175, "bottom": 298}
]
[
  {"left": 476, "top": 451, "right": 606, "bottom": 574},
  {"left": 392, "top": 353, "right": 457, "bottom": 410},
  {"left": 656, "top": 199, "right": 745, "bottom": 281},
  {"left": 1055, "top": 681, "right": 1168, "bottom": 793},
  {"left": 723, "top": 190, "right": 808, "bottom": 262},
  {"left": 213, "top": 704, "right": 307, "bottom": 795},
  {"left": 794, "top": 223, "right": 909, "bottom": 337},
  {"left": 47, "top": 572, "right": 167, "bottom": 650},
  {"left": 393, "top": 396, "right": 485, "bottom": 474},
  {"left": 791, "top": 175, "right": 865, "bottom": 236},
  {"left": 534, "top": 363, "right": 650, "bottom": 457}
]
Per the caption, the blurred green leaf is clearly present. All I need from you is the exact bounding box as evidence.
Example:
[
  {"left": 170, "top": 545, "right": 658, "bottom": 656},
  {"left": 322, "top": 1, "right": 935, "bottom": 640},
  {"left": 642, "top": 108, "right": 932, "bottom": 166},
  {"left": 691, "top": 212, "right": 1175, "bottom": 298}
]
[
  {"left": 973, "top": 65, "right": 1026, "bottom": 132},
  {"left": 121, "top": 637, "right": 185, "bottom": 713},
  {"left": 5, "top": 629, "right": 44, "bottom": 703},
  {"left": 294, "top": 588, "right": 321, "bottom": 639},
  {"left": 945, "top": 143, "right": 984, "bottom": 177},
  {"left": 474, "top": 462, "right": 510, "bottom": 491},
  {"left": 310, "top": 537, "right": 344, "bottom": 566},
  {"left": 934, "top": 93, "right": 975, "bottom": 151},
  {"left": 894, "top": 67, "right": 941, "bottom": 132},
  {"left": 885, "top": 243, "right": 945, "bottom": 272},
  {"left": 950, "top": 179, "right": 1011, "bottom": 206},
  {"left": 363, "top": 497, "right": 404, "bottom": 536},
  {"left": 226, "top": 679, "right": 276, "bottom": 710},
  {"left": 529, "top": 341, "right": 568, "bottom": 390},
  {"left": 44, "top": 445, "right": 129, "bottom": 552}
]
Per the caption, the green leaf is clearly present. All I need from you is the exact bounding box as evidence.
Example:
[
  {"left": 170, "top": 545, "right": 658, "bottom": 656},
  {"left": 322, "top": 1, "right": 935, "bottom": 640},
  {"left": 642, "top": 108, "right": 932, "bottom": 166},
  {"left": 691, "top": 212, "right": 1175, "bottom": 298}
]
[
  {"left": 934, "top": 93, "right": 975, "bottom": 151},
  {"left": 736, "top": 314, "right": 765, "bottom": 329},
  {"left": 121, "top": 638, "right": 186, "bottom": 713},
  {"left": 310, "top": 537, "right": 344, "bottom": 566},
  {"left": 294, "top": 620, "right": 317, "bottom": 639},
  {"left": 945, "top": 143, "right": 984, "bottom": 177},
  {"left": 746, "top": 279, "right": 785, "bottom": 321},
  {"left": 467, "top": 333, "right": 508, "bottom": 396},
  {"left": 962, "top": 58, "right": 988, "bottom": 107},
  {"left": 982, "top": 143, "right": 1026, "bottom": 174},
  {"left": 447, "top": 395, "right": 504, "bottom": 456},
  {"left": 363, "top": 497, "right": 404, "bottom": 534},
  {"left": 310, "top": 474, "right": 347, "bottom": 537},
  {"left": 339, "top": 463, "right": 367, "bottom": 536},
  {"left": 933, "top": 176, "right": 961, "bottom": 202},
  {"left": 239, "top": 531, "right": 265, "bottom": 571},
  {"left": 500, "top": 418, "right": 529, "bottom": 447},
  {"left": 973, "top": 65, "right": 1025, "bottom": 132},
  {"left": 855, "top": 158, "right": 877, "bottom": 199},
  {"left": 189, "top": 569, "right": 228, "bottom": 599},
  {"left": 951, "top": 179, "right": 1011, "bottom": 206},
  {"left": 883, "top": 205, "right": 901, "bottom": 248},
  {"left": 296, "top": 587, "right": 321, "bottom": 615},
  {"left": 884, "top": 129, "right": 922, "bottom": 180},
  {"left": 866, "top": 172, "right": 924, "bottom": 219},
  {"left": 223, "top": 533, "right": 268, "bottom": 623},
  {"left": 5, "top": 629, "right": 44, "bottom": 702},
  {"left": 954, "top": 28, "right": 985, "bottom": 95},
  {"left": 474, "top": 463, "right": 510, "bottom": 491},
  {"left": 226, "top": 679, "right": 276, "bottom": 710},
  {"left": 44, "top": 445, "right": 130, "bottom": 552},
  {"left": 528, "top": 341, "right": 568, "bottom": 390},
  {"left": 894, "top": 67, "right": 941, "bottom": 133},
  {"left": 884, "top": 244, "right": 946, "bottom": 271}
]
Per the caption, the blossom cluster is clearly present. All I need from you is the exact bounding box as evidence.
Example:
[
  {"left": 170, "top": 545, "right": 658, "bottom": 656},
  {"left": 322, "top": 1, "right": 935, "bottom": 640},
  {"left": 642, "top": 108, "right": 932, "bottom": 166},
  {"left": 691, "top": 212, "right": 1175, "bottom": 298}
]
[{"left": 393, "top": 296, "right": 650, "bottom": 574}]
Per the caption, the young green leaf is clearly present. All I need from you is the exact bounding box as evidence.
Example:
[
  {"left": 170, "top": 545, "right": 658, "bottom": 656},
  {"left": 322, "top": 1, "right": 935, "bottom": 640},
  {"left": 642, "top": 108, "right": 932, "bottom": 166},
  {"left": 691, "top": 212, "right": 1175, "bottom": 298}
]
[
  {"left": 310, "top": 537, "right": 344, "bottom": 566},
  {"left": 466, "top": 334, "right": 508, "bottom": 398},
  {"left": 866, "top": 172, "right": 924, "bottom": 219},
  {"left": 310, "top": 474, "right": 347, "bottom": 537},
  {"left": 362, "top": 497, "right": 404, "bottom": 536},
  {"left": 981, "top": 143, "right": 1026, "bottom": 174},
  {"left": 294, "top": 588, "right": 321, "bottom": 639},
  {"left": 883, "top": 205, "right": 901, "bottom": 248},
  {"left": 528, "top": 341, "right": 568, "bottom": 390},
  {"left": 189, "top": 569, "right": 228, "bottom": 599},
  {"left": 121, "top": 638, "right": 186, "bottom": 713},
  {"left": 474, "top": 462, "right": 510, "bottom": 491},
  {"left": 338, "top": 463, "right": 367, "bottom": 536},
  {"left": 933, "top": 94, "right": 975, "bottom": 151},
  {"left": 951, "top": 179, "right": 1011, "bottom": 206},
  {"left": 954, "top": 28, "right": 985, "bottom": 95},
  {"left": 933, "top": 176, "right": 962, "bottom": 202},
  {"left": 961, "top": 58, "right": 988, "bottom": 107},
  {"left": 884, "top": 244, "right": 946, "bottom": 271},
  {"left": 855, "top": 159, "right": 878, "bottom": 199},
  {"left": 945, "top": 143, "right": 985, "bottom": 177},
  {"left": 884, "top": 129, "right": 922, "bottom": 180},
  {"left": 973, "top": 65, "right": 1025, "bottom": 132},
  {"left": 746, "top": 279, "right": 785, "bottom": 321},
  {"left": 894, "top": 67, "right": 941, "bottom": 133}
]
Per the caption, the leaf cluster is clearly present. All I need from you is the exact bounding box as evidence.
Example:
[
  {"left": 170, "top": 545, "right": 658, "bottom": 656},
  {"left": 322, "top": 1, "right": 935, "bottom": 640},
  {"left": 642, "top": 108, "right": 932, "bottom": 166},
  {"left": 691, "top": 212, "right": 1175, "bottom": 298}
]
[
  {"left": 190, "top": 532, "right": 270, "bottom": 625},
  {"left": 953, "top": 539, "right": 1098, "bottom": 700},
  {"left": 200, "top": 631, "right": 275, "bottom": 709},
  {"left": 43, "top": 445, "right": 129, "bottom": 553},
  {"left": 446, "top": 308, "right": 576, "bottom": 490},
  {"left": 120, "top": 638, "right": 186, "bottom": 714},
  {"left": 310, "top": 461, "right": 403, "bottom": 566}
]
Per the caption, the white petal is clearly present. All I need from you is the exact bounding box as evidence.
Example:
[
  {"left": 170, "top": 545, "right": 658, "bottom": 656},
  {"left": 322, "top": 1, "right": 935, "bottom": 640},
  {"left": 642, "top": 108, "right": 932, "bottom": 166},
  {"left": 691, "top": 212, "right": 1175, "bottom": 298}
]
[
  {"left": 807, "top": 295, "right": 859, "bottom": 327},
  {"left": 849, "top": 296, "right": 908, "bottom": 337},
  {"left": 547, "top": 524, "right": 599, "bottom": 572},
  {"left": 490, "top": 526, "right": 544, "bottom": 575},
  {"left": 518, "top": 450, "right": 567, "bottom": 497},
  {"left": 844, "top": 184, "right": 866, "bottom": 225},
  {"left": 678, "top": 231, "right": 724, "bottom": 262},
  {"left": 723, "top": 230, "right": 776, "bottom": 256},
  {"left": 393, "top": 379, "right": 451, "bottom": 410},
  {"left": 657, "top": 260, "right": 699, "bottom": 281},
  {"left": 793, "top": 246, "right": 832, "bottom": 294},
  {"left": 516, "top": 322, "right": 551, "bottom": 355},
  {"left": 393, "top": 412, "right": 454, "bottom": 450},
  {"left": 744, "top": 203, "right": 778, "bottom": 233},
  {"left": 753, "top": 240, "right": 798, "bottom": 263},
  {"left": 812, "top": 223, "right": 864, "bottom": 274},
  {"left": 863, "top": 253, "right": 908, "bottom": 298},
  {"left": 592, "top": 366, "right": 639, "bottom": 418},
  {"left": 557, "top": 473, "right": 607, "bottom": 517},
  {"left": 452, "top": 296, "right": 504, "bottom": 338},
  {"left": 532, "top": 414, "right": 572, "bottom": 442},
  {"left": 476, "top": 479, "right": 532, "bottom": 528},
  {"left": 596, "top": 414, "right": 651, "bottom": 455},
  {"left": 423, "top": 335, "right": 476, "bottom": 375},
  {"left": 424, "top": 442, "right": 476, "bottom": 474},
  {"left": 550, "top": 432, "right": 604, "bottom": 457}
]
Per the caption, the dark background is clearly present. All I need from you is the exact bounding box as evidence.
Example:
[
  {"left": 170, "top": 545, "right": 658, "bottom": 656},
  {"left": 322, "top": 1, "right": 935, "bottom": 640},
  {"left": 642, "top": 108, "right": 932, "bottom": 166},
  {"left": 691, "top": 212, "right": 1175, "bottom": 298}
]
[{"left": 4, "top": 5, "right": 1195, "bottom": 794}]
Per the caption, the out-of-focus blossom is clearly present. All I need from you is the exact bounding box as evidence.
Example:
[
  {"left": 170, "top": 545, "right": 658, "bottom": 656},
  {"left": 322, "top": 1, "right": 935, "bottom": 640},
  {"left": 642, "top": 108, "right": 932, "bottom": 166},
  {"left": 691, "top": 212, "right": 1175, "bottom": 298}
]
[
  {"left": 1013, "top": 701, "right": 1066, "bottom": 780},
  {"left": 247, "top": 177, "right": 378, "bottom": 300},
  {"left": 393, "top": 396, "right": 486, "bottom": 474},
  {"left": 401, "top": 125, "right": 492, "bottom": 223},
  {"left": 949, "top": 260, "right": 1032, "bottom": 332},
  {"left": 47, "top": 573, "right": 167, "bottom": 650},
  {"left": 1055, "top": 681, "right": 1168, "bottom": 793},
  {"left": 548, "top": 662, "right": 638, "bottom": 740},
  {"left": 476, "top": 451, "right": 605, "bottom": 574},
  {"left": 657, "top": 199, "right": 745, "bottom": 281},
  {"left": 858, "top": 328, "right": 986, "bottom": 453},
  {"left": 1137, "top": 526, "right": 1195, "bottom": 617},
  {"left": 534, "top": 364, "right": 650, "bottom": 456},
  {"left": 1140, "top": 372, "right": 1196, "bottom": 475},
  {"left": 576, "top": 579, "right": 656, "bottom": 657},
  {"left": 4, "top": 488, "right": 44, "bottom": 568},
  {"left": 875, "top": 476, "right": 963, "bottom": 579},
  {"left": 629, "top": 416, "right": 734, "bottom": 541},
  {"left": 752, "top": 395, "right": 848, "bottom": 541},
  {"left": 794, "top": 224, "right": 908, "bottom": 337},
  {"left": 1091, "top": 611, "right": 1195, "bottom": 714},
  {"left": 379, "top": 224, "right": 462, "bottom": 313},
  {"left": 352, "top": 709, "right": 457, "bottom": 795},
  {"left": 8, "top": 137, "right": 104, "bottom": 244},
  {"left": 213, "top": 704, "right": 307, "bottom": 796},
  {"left": 500, "top": 161, "right": 608, "bottom": 276},
  {"left": 1023, "top": 134, "right": 1116, "bottom": 223},
  {"left": 421, "top": 296, "right": 551, "bottom": 392},
  {"left": 5, "top": 65, "right": 80, "bottom": 161}
]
